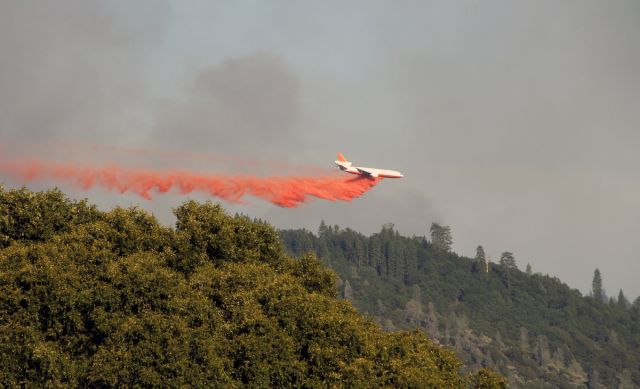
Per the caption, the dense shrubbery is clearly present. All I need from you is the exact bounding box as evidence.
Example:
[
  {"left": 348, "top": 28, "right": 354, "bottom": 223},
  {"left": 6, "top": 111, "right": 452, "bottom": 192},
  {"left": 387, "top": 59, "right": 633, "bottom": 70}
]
[{"left": 0, "top": 187, "right": 504, "bottom": 387}]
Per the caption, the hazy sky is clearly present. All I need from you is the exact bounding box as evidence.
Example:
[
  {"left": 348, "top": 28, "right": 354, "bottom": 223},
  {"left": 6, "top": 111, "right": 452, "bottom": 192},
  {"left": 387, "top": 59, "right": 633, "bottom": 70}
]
[{"left": 1, "top": 1, "right": 639, "bottom": 299}]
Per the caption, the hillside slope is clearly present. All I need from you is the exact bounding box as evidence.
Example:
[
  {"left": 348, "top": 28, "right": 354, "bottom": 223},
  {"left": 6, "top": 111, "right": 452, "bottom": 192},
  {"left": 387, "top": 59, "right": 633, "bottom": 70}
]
[
  {"left": 0, "top": 187, "right": 505, "bottom": 387},
  {"left": 281, "top": 224, "right": 640, "bottom": 388}
]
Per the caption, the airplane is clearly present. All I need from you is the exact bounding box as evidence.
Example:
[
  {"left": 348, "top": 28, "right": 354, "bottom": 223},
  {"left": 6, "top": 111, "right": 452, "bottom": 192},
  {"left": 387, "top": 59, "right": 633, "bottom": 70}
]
[{"left": 334, "top": 152, "right": 404, "bottom": 178}]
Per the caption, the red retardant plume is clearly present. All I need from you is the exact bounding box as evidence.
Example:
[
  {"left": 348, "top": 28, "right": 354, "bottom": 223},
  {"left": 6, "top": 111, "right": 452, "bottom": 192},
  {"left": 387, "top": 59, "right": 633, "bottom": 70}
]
[{"left": 0, "top": 157, "right": 382, "bottom": 207}]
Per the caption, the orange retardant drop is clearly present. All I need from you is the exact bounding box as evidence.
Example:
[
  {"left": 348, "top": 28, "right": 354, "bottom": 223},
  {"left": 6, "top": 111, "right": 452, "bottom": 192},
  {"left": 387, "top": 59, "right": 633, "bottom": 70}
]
[{"left": 0, "top": 157, "right": 381, "bottom": 207}]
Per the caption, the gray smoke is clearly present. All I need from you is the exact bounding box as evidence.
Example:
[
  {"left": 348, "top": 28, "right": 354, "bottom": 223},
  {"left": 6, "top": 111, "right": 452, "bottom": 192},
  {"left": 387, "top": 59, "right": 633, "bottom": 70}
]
[
  {"left": 153, "top": 53, "right": 300, "bottom": 157},
  {"left": 0, "top": 1, "right": 166, "bottom": 144}
]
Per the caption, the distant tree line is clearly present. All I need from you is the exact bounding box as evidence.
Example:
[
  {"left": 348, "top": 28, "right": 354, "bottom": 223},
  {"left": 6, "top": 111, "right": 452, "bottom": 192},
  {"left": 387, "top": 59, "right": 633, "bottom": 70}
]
[{"left": 281, "top": 221, "right": 640, "bottom": 388}]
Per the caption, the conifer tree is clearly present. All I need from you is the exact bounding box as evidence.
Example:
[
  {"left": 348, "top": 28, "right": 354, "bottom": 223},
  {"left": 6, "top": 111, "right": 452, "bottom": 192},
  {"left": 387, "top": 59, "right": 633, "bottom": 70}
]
[
  {"left": 499, "top": 252, "right": 516, "bottom": 269},
  {"left": 318, "top": 220, "right": 329, "bottom": 237},
  {"left": 368, "top": 237, "right": 384, "bottom": 276},
  {"left": 499, "top": 252, "right": 517, "bottom": 289},
  {"left": 632, "top": 297, "right": 640, "bottom": 321},
  {"left": 591, "top": 268, "right": 604, "bottom": 303},
  {"left": 526, "top": 263, "right": 532, "bottom": 275},
  {"left": 617, "top": 290, "right": 629, "bottom": 309},
  {"left": 383, "top": 231, "right": 403, "bottom": 278},
  {"left": 430, "top": 223, "right": 453, "bottom": 252},
  {"left": 472, "top": 245, "right": 487, "bottom": 273},
  {"left": 403, "top": 244, "right": 419, "bottom": 284}
]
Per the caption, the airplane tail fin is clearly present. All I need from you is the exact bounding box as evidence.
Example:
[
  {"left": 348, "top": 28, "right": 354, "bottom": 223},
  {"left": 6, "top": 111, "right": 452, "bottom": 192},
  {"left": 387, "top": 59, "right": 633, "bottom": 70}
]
[{"left": 337, "top": 152, "right": 348, "bottom": 162}]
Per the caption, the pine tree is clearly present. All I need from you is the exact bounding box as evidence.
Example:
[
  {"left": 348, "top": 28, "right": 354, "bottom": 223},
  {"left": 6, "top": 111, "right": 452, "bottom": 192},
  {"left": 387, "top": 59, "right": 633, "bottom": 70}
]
[
  {"left": 368, "top": 237, "right": 384, "bottom": 276},
  {"left": 379, "top": 224, "right": 400, "bottom": 277},
  {"left": 473, "top": 245, "right": 487, "bottom": 273},
  {"left": 632, "top": 297, "right": 640, "bottom": 321},
  {"left": 499, "top": 252, "right": 517, "bottom": 289},
  {"left": 499, "top": 252, "right": 516, "bottom": 269},
  {"left": 617, "top": 290, "right": 629, "bottom": 309},
  {"left": 526, "top": 263, "right": 532, "bottom": 275},
  {"left": 318, "top": 220, "right": 329, "bottom": 237},
  {"left": 591, "top": 268, "right": 604, "bottom": 303},
  {"left": 430, "top": 223, "right": 453, "bottom": 252},
  {"left": 403, "top": 244, "right": 419, "bottom": 285},
  {"left": 383, "top": 234, "right": 403, "bottom": 279}
]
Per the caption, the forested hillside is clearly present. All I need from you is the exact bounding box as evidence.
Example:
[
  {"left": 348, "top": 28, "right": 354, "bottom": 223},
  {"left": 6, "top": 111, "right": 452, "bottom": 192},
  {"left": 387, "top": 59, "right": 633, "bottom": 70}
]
[
  {"left": 281, "top": 223, "right": 640, "bottom": 388},
  {"left": 0, "top": 187, "right": 507, "bottom": 387}
]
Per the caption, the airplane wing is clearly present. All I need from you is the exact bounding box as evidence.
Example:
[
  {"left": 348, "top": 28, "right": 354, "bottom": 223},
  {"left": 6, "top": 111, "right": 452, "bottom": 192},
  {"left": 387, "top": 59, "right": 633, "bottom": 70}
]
[{"left": 356, "top": 167, "right": 379, "bottom": 177}]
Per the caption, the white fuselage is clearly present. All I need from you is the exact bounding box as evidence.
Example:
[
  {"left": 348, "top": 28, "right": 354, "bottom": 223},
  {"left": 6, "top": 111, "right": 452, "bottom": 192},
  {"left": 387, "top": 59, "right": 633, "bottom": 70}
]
[{"left": 335, "top": 160, "right": 404, "bottom": 178}]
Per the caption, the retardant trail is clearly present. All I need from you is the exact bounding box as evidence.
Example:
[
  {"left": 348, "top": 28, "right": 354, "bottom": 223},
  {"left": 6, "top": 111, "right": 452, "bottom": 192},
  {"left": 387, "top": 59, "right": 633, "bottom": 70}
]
[{"left": 0, "top": 157, "right": 381, "bottom": 207}]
